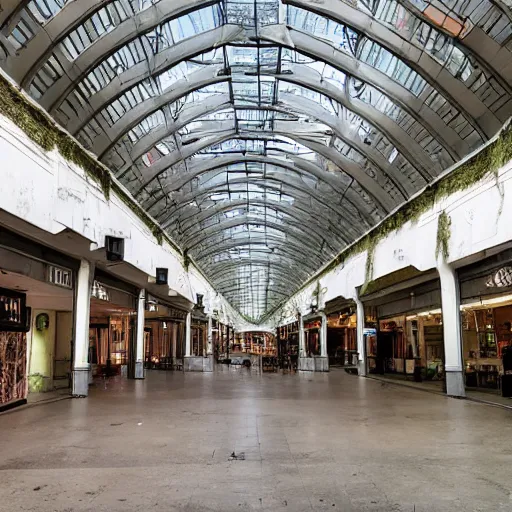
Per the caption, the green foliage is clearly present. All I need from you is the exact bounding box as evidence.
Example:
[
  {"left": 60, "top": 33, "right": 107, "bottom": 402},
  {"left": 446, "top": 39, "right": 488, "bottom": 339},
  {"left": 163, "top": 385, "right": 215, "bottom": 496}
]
[
  {"left": 262, "top": 123, "right": 512, "bottom": 323},
  {"left": 435, "top": 211, "right": 451, "bottom": 261},
  {"left": 0, "top": 75, "right": 112, "bottom": 199},
  {"left": 0, "top": 76, "right": 184, "bottom": 253}
]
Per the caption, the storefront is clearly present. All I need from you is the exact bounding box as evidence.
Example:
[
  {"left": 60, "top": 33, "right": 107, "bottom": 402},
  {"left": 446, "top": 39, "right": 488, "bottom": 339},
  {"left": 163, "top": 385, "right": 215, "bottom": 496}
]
[
  {"left": 299, "top": 312, "right": 328, "bottom": 371},
  {"left": 325, "top": 298, "right": 357, "bottom": 367},
  {"left": 362, "top": 270, "right": 443, "bottom": 384},
  {"left": 234, "top": 331, "right": 276, "bottom": 356},
  {"left": 458, "top": 248, "right": 512, "bottom": 396},
  {"left": 88, "top": 270, "right": 138, "bottom": 378},
  {"left": 214, "top": 320, "right": 230, "bottom": 361},
  {"left": 276, "top": 320, "right": 299, "bottom": 370},
  {"left": 0, "top": 288, "right": 29, "bottom": 410},
  {"left": 0, "top": 228, "right": 77, "bottom": 409},
  {"left": 144, "top": 294, "right": 187, "bottom": 371}
]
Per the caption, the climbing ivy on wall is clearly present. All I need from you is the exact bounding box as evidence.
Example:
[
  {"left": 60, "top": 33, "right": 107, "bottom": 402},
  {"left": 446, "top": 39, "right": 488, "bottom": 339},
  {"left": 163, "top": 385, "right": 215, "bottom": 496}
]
[
  {"left": 435, "top": 211, "right": 451, "bottom": 261},
  {"left": 0, "top": 75, "right": 177, "bottom": 253},
  {"left": 1, "top": 74, "right": 512, "bottom": 323},
  {"left": 261, "top": 122, "right": 512, "bottom": 322}
]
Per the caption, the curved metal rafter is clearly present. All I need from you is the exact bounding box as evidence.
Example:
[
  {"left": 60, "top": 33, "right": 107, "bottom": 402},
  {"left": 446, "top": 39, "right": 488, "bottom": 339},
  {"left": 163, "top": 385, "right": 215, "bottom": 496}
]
[
  {"left": 170, "top": 198, "right": 350, "bottom": 244},
  {"left": 202, "top": 258, "right": 309, "bottom": 282},
  {"left": 154, "top": 180, "right": 360, "bottom": 247},
  {"left": 111, "top": 96, "right": 423, "bottom": 199},
  {"left": 192, "top": 235, "right": 326, "bottom": 266},
  {"left": 200, "top": 244, "right": 319, "bottom": 275},
  {"left": 6, "top": 0, "right": 219, "bottom": 86},
  {"left": 181, "top": 216, "right": 338, "bottom": 255},
  {"left": 78, "top": 33, "right": 470, "bottom": 161},
  {"left": 286, "top": 0, "right": 512, "bottom": 115},
  {"left": 136, "top": 130, "right": 399, "bottom": 213},
  {"left": 108, "top": 70, "right": 437, "bottom": 179},
  {"left": 146, "top": 156, "right": 380, "bottom": 235}
]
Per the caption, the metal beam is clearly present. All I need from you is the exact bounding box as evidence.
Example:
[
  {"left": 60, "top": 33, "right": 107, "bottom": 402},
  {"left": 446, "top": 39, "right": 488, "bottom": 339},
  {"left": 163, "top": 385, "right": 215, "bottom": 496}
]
[
  {"left": 285, "top": 0, "right": 509, "bottom": 131},
  {"left": 170, "top": 198, "right": 349, "bottom": 243},
  {"left": 9, "top": 0, "right": 216, "bottom": 86},
  {"left": 181, "top": 216, "right": 336, "bottom": 254},
  {"left": 150, "top": 157, "right": 375, "bottom": 238},
  {"left": 136, "top": 129, "right": 396, "bottom": 212},
  {"left": 192, "top": 235, "right": 326, "bottom": 266}
]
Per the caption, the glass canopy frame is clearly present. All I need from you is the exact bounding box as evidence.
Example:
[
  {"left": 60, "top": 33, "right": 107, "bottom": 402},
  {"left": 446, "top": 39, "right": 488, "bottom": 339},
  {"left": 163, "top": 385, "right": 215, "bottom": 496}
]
[{"left": 1, "top": 0, "right": 511, "bottom": 320}]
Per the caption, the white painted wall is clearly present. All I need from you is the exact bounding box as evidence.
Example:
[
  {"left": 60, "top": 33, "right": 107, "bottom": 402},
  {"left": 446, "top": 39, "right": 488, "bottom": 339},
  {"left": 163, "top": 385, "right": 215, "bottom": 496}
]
[
  {"left": 0, "top": 114, "right": 249, "bottom": 329},
  {"left": 271, "top": 159, "right": 512, "bottom": 327},
  {"left": 2, "top": 110, "right": 512, "bottom": 334}
]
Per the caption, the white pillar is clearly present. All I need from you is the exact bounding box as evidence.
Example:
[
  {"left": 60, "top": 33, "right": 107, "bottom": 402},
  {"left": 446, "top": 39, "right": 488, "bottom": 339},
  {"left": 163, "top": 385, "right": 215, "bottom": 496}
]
[
  {"left": 319, "top": 311, "right": 328, "bottom": 358},
  {"left": 298, "top": 314, "right": 306, "bottom": 358},
  {"left": 437, "top": 258, "right": 465, "bottom": 397},
  {"left": 72, "top": 259, "right": 94, "bottom": 397},
  {"left": 185, "top": 312, "right": 192, "bottom": 357},
  {"left": 354, "top": 296, "right": 367, "bottom": 376},
  {"left": 207, "top": 316, "right": 213, "bottom": 355},
  {"left": 134, "top": 288, "right": 145, "bottom": 379}
]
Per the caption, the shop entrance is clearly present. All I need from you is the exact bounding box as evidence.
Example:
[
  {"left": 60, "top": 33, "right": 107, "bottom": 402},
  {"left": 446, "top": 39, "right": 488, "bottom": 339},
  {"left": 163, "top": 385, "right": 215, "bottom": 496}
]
[
  {"left": 459, "top": 251, "right": 512, "bottom": 397},
  {"left": 326, "top": 308, "right": 357, "bottom": 367},
  {"left": 89, "top": 299, "right": 136, "bottom": 378},
  {"left": 143, "top": 298, "right": 187, "bottom": 371},
  {"left": 276, "top": 320, "right": 299, "bottom": 371},
  {"left": 362, "top": 270, "right": 444, "bottom": 388},
  {"left": 0, "top": 270, "right": 74, "bottom": 409}
]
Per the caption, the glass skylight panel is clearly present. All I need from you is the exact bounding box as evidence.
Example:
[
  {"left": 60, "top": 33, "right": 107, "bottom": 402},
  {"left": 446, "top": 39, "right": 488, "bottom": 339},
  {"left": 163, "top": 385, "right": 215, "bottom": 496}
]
[
  {"left": 61, "top": 3, "right": 129, "bottom": 61},
  {"left": 7, "top": 14, "right": 35, "bottom": 49},
  {"left": 369, "top": 0, "right": 506, "bottom": 102},
  {"left": 29, "top": 54, "right": 65, "bottom": 98},
  {"left": 407, "top": 0, "right": 512, "bottom": 44},
  {"left": 287, "top": 6, "right": 359, "bottom": 56}
]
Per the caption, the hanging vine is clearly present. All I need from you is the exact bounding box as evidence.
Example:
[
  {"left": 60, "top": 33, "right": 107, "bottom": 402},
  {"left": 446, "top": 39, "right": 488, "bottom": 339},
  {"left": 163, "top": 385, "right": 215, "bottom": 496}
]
[
  {"left": 361, "top": 237, "right": 377, "bottom": 294},
  {"left": 435, "top": 211, "right": 451, "bottom": 261}
]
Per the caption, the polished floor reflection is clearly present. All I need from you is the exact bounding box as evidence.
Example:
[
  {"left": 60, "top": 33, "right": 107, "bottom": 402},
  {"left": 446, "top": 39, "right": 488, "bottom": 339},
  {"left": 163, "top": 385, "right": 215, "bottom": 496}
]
[{"left": 0, "top": 369, "right": 511, "bottom": 511}]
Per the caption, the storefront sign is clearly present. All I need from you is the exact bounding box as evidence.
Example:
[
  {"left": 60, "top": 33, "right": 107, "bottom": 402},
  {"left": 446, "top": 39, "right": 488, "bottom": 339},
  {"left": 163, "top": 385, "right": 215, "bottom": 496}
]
[
  {"left": 47, "top": 265, "right": 72, "bottom": 289},
  {"left": 91, "top": 281, "right": 110, "bottom": 301}
]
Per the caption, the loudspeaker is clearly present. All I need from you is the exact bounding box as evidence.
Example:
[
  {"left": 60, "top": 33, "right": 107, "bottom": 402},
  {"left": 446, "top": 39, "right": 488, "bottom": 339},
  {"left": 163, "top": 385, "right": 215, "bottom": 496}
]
[
  {"left": 156, "top": 268, "right": 168, "bottom": 285},
  {"left": 105, "top": 236, "right": 124, "bottom": 262}
]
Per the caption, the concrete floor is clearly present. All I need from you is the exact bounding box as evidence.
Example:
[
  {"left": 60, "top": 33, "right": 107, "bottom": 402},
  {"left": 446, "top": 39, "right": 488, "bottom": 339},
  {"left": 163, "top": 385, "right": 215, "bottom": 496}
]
[{"left": 1, "top": 370, "right": 512, "bottom": 512}]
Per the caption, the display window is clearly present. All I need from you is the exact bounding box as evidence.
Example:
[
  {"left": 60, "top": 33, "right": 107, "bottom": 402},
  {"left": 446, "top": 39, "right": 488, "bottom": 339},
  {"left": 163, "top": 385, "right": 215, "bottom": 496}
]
[
  {"left": 277, "top": 321, "right": 299, "bottom": 370},
  {"left": 372, "top": 311, "right": 443, "bottom": 381},
  {"left": 304, "top": 319, "right": 321, "bottom": 357},
  {"left": 144, "top": 319, "right": 184, "bottom": 370},
  {"left": 461, "top": 300, "right": 512, "bottom": 392},
  {"left": 89, "top": 292, "right": 137, "bottom": 376},
  {"left": 192, "top": 321, "right": 207, "bottom": 356},
  {"left": 235, "top": 332, "right": 276, "bottom": 356},
  {"left": 326, "top": 310, "right": 357, "bottom": 366}
]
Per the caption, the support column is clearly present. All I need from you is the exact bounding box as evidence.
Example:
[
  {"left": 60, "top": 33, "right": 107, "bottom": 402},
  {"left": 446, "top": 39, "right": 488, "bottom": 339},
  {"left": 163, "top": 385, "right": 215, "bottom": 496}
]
[
  {"left": 319, "top": 311, "right": 328, "bottom": 358},
  {"left": 133, "top": 288, "right": 145, "bottom": 379},
  {"left": 72, "top": 259, "right": 94, "bottom": 397},
  {"left": 354, "top": 296, "right": 367, "bottom": 376},
  {"left": 207, "top": 316, "right": 213, "bottom": 355},
  {"left": 298, "top": 314, "right": 305, "bottom": 358},
  {"left": 203, "top": 315, "right": 214, "bottom": 372},
  {"left": 317, "top": 311, "right": 329, "bottom": 372},
  {"left": 185, "top": 312, "right": 192, "bottom": 357},
  {"left": 438, "top": 258, "right": 465, "bottom": 398}
]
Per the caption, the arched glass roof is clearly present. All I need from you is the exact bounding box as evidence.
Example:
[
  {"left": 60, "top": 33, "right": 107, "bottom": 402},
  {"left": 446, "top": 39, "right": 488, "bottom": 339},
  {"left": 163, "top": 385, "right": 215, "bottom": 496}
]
[{"left": 2, "top": 0, "right": 511, "bottom": 321}]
